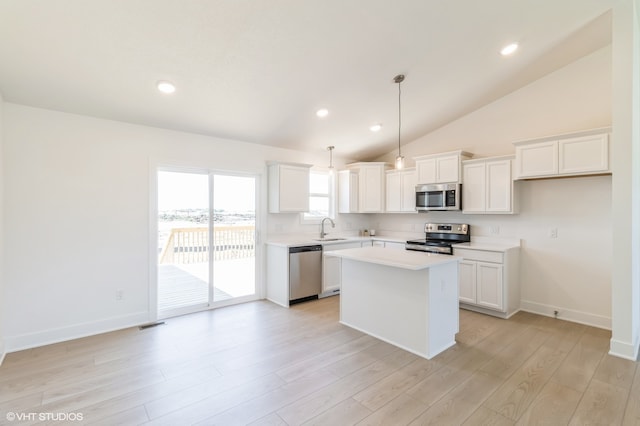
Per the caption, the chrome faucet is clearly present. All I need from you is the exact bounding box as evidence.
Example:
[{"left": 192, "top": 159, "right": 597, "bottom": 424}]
[{"left": 320, "top": 217, "right": 335, "bottom": 239}]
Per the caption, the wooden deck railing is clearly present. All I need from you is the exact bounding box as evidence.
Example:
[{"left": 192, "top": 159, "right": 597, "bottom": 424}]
[{"left": 159, "top": 225, "right": 255, "bottom": 264}]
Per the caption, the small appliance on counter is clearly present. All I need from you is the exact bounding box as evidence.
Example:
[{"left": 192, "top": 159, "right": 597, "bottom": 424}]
[{"left": 405, "top": 223, "right": 470, "bottom": 255}]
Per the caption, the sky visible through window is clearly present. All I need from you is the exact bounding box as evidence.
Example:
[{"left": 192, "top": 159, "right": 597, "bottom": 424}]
[{"left": 158, "top": 171, "right": 255, "bottom": 213}]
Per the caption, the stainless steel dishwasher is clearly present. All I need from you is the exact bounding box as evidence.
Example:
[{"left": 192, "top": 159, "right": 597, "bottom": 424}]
[{"left": 289, "top": 245, "right": 323, "bottom": 303}]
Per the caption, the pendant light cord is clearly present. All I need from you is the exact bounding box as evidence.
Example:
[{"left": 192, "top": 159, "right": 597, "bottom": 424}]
[
  {"left": 393, "top": 74, "right": 405, "bottom": 159},
  {"left": 398, "top": 79, "right": 402, "bottom": 157},
  {"left": 327, "top": 145, "right": 335, "bottom": 169}
]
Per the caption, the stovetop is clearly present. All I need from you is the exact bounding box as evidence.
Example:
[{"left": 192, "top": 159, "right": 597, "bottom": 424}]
[
  {"left": 405, "top": 223, "right": 470, "bottom": 255},
  {"left": 406, "top": 239, "right": 452, "bottom": 247}
]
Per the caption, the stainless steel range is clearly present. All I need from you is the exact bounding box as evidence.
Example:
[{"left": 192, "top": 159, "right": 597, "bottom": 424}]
[{"left": 405, "top": 223, "right": 470, "bottom": 255}]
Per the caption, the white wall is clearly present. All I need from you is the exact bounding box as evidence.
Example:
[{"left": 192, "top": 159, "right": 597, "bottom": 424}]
[
  {"left": 379, "top": 46, "right": 612, "bottom": 164},
  {"left": 610, "top": 0, "right": 640, "bottom": 360},
  {"left": 373, "top": 176, "right": 612, "bottom": 328},
  {"left": 0, "top": 91, "right": 5, "bottom": 363},
  {"left": 1, "top": 103, "right": 345, "bottom": 351},
  {"left": 373, "top": 46, "right": 613, "bottom": 329}
]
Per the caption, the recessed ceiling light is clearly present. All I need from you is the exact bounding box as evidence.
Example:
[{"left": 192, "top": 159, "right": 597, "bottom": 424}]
[
  {"left": 500, "top": 43, "right": 519, "bottom": 56},
  {"left": 370, "top": 124, "right": 382, "bottom": 132},
  {"left": 157, "top": 80, "right": 176, "bottom": 94},
  {"left": 316, "top": 108, "right": 329, "bottom": 118}
]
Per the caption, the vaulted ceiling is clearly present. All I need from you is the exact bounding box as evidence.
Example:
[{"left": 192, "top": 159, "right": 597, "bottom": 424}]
[{"left": 0, "top": 0, "right": 614, "bottom": 160}]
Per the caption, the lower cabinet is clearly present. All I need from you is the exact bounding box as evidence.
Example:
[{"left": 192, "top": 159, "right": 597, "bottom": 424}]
[
  {"left": 321, "top": 241, "right": 363, "bottom": 297},
  {"left": 371, "top": 240, "right": 404, "bottom": 250},
  {"left": 459, "top": 260, "right": 503, "bottom": 310},
  {"left": 382, "top": 241, "right": 405, "bottom": 250},
  {"left": 321, "top": 240, "right": 405, "bottom": 297},
  {"left": 454, "top": 246, "right": 520, "bottom": 318}
]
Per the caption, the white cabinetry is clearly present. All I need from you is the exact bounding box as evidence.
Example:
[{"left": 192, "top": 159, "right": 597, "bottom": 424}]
[
  {"left": 268, "top": 162, "right": 312, "bottom": 213},
  {"left": 338, "top": 170, "right": 358, "bottom": 213},
  {"left": 371, "top": 239, "right": 405, "bottom": 250},
  {"left": 383, "top": 241, "right": 406, "bottom": 250},
  {"left": 385, "top": 168, "right": 417, "bottom": 213},
  {"left": 266, "top": 244, "right": 290, "bottom": 307},
  {"left": 414, "top": 151, "right": 472, "bottom": 184},
  {"left": 321, "top": 241, "right": 365, "bottom": 297},
  {"left": 515, "top": 141, "right": 557, "bottom": 178},
  {"left": 514, "top": 129, "right": 610, "bottom": 179},
  {"left": 341, "top": 162, "right": 391, "bottom": 213},
  {"left": 559, "top": 134, "right": 609, "bottom": 175},
  {"left": 453, "top": 245, "right": 520, "bottom": 318},
  {"left": 462, "top": 156, "right": 516, "bottom": 214}
]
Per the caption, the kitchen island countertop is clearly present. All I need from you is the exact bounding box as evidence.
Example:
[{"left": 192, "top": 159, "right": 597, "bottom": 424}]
[{"left": 325, "top": 246, "right": 460, "bottom": 271}]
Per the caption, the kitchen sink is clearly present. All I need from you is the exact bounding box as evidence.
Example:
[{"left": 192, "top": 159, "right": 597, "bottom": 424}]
[{"left": 313, "top": 238, "right": 347, "bottom": 241}]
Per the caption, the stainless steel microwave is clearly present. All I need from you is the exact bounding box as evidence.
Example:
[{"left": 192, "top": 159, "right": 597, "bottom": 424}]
[{"left": 415, "top": 183, "right": 461, "bottom": 211}]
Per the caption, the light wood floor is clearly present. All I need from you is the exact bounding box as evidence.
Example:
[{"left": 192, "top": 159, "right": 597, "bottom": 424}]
[{"left": 1, "top": 296, "right": 638, "bottom": 425}]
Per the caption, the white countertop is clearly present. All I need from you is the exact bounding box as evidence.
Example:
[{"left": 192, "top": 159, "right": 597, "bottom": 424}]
[
  {"left": 266, "top": 235, "right": 407, "bottom": 248},
  {"left": 266, "top": 234, "right": 520, "bottom": 251},
  {"left": 453, "top": 237, "right": 520, "bottom": 252},
  {"left": 325, "top": 246, "right": 460, "bottom": 271}
]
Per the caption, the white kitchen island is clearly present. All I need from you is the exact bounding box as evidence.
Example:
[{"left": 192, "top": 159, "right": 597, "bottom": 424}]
[{"left": 325, "top": 246, "right": 461, "bottom": 359}]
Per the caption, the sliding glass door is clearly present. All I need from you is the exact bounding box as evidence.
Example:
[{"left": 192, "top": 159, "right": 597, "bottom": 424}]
[{"left": 157, "top": 170, "right": 257, "bottom": 318}]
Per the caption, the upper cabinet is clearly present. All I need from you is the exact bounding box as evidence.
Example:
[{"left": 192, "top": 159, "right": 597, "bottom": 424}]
[
  {"left": 385, "top": 168, "right": 417, "bottom": 213},
  {"left": 514, "top": 129, "right": 610, "bottom": 180},
  {"left": 340, "top": 162, "right": 391, "bottom": 213},
  {"left": 463, "top": 156, "right": 516, "bottom": 214},
  {"left": 338, "top": 169, "right": 359, "bottom": 213},
  {"left": 268, "top": 162, "right": 312, "bottom": 213},
  {"left": 414, "top": 150, "right": 473, "bottom": 184}
]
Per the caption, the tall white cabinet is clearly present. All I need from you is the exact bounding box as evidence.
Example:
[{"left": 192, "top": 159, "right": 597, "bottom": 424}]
[
  {"left": 385, "top": 168, "right": 417, "bottom": 213},
  {"left": 462, "top": 156, "right": 516, "bottom": 214},
  {"left": 339, "top": 162, "right": 391, "bottom": 213},
  {"left": 338, "top": 170, "right": 359, "bottom": 213},
  {"left": 268, "top": 162, "right": 312, "bottom": 213}
]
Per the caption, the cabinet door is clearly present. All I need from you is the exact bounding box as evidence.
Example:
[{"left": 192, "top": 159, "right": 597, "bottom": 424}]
[
  {"left": 515, "top": 141, "right": 558, "bottom": 178},
  {"left": 359, "top": 166, "right": 383, "bottom": 212},
  {"left": 486, "top": 160, "right": 512, "bottom": 212},
  {"left": 401, "top": 170, "right": 417, "bottom": 212},
  {"left": 385, "top": 172, "right": 402, "bottom": 212},
  {"left": 476, "top": 262, "right": 504, "bottom": 311},
  {"left": 558, "top": 133, "right": 609, "bottom": 175},
  {"left": 384, "top": 241, "right": 406, "bottom": 250},
  {"left": 437, "top": 155, "right": 459, "bottom": 183},
  {"left": 278, "top": 165, "right": 310, "bottom": 212},
  {"left": 417, "top": 159, "right": 437, "bottom": 184},
  {"left": 322, "top": 254, "right": 341, "bottom": 293},
  {"left": 462, "top": 163, "right": 486, "bottom": 213},
  {"left": 458, "top": 260, "right": 477, "bottom": 304},
  {"left": 338, "top": 170, "right": 358, "bottom": 213}
]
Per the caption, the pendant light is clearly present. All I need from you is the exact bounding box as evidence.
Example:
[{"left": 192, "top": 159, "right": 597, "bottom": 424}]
[
  {"left": 394, "top": 74, "right": 405, "bottom": 169},
  {"left": 327, "top": 145, "right": 335, "bottom": 175}
]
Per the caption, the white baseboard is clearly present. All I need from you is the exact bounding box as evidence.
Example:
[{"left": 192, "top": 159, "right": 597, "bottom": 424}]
[
  {"left": 609, "top": 336, "right": 640, "bottom": 361},
  {"left": 520, "top": 300, "right": 611, "bottom": 330},
  {"left": 0, "top": 339, "right": 6, "bottom": 366},
  {"left": 318, "top": 289, "right": 340, "bottom": 299},
  {"left": 4, "top": 311, "right": 149, "bottom": 353}
]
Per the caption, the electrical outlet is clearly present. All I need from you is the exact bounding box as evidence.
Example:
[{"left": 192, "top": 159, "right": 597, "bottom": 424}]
[
  {"left": 550, "top": 228, "right": 558, "bottom": 238},
  {"left": 116, "top": 290, "right": 124, "bottom": 301},
  {"left": 490, "top": 225, "right": 500, "bottom": 235}
]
